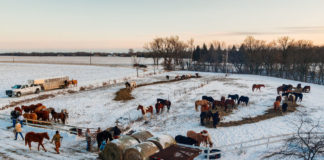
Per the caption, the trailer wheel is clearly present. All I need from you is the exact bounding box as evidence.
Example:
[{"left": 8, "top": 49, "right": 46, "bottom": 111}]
[
  {"left": 35, "top": 89, "right": 40, "bottom": 94},
  {"left": 16, "top": 92, "right": 21, "bottom": 97}
]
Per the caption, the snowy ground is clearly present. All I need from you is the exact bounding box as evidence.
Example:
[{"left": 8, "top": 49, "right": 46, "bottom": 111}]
[{"left": 1, "top": 62, "right": 324, "bottom": 160}]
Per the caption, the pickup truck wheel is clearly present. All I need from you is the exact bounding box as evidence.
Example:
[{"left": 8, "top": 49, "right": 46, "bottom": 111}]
[
  {"left": 35, "top": 89, "right": 40, "bottom": 94},
  {"left": 8, "top": 95, "right": 12, "bottom": 97},
  {"left": 16, "top": 92, "right": 21, "bottom": 97}
]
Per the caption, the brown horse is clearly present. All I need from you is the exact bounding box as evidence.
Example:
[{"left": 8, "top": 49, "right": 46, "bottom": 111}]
[
  {"left": 155, "top": 103, "right": 164, "bottom": 114},
  {"left": 224, "top": 99, "right": 235, "bottom": 111},
  {"left": 25, "top": 132, "right": 50, "bottom": 152},
  {"left": 252, "top": 84, "right": 265, "bottom": 92},
  {"left": 21, "top": 104, "right": 38, "bottom": 113},
  {"left": 195, "top": 100, "right": 210, "bottom": 111},
  {"left": 51, "top": 110, "right": 68, "bottom": 124},
  {"left": 303, "top": 86, "right": 311, "bottom": 93},
  {"left": 201, "top": 104, "right": 210, "bottom": 112},
  {"left": 273, "top": 101, "right": 280, "bottom": 110},
  {"left": 137, "top": 105, "right": 153, "bottom": 121},
  {"left": 72, "top": 79, "right": 78, "bottom": 87},
  {"left": 213, "top": 96, "right": 226, "bottom": 108},
  {"left": 36, "top": 110, "right": 50, "bottom": 121},
  {"left": 35, "top": 105, "right": 46, "bottom": 112},
  {"left": 23, "top": 113, "right": 38, "bottom": 124},
  {"left": 187, "top": 130, "right": 213, "bottom": 147}
]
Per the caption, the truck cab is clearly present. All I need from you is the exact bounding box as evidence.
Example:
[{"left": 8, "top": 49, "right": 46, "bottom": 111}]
[{"left": 6, "top": 84, "right": 41, "bottom": 97}]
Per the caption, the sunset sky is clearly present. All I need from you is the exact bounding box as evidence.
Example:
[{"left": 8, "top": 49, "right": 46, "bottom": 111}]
[{"left": 1, "top": 0, "right": 324, "bottom": 52}]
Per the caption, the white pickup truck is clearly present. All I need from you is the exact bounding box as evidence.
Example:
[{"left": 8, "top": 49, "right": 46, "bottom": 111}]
[{"left": 6, "top": 84, "right": 42, "bottom": 97}]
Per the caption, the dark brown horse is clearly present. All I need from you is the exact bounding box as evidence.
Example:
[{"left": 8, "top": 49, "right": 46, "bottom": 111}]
[
  {"left": 51, "top": 110, "right": 68, "bottom": 124},
  {"left": 252, "top": 84, "right": 265, "bottom": 92},
  {"left": 276, "top": 96, "right": 282, "bottom": 102},
  {"left": 157, "top": 99, "right": 171, "bottom": 112},
  {"left": 25, "top": 132, "right": 50, "bottom": 152},
  {"left": 21, "top": 104, "right": 38, "bottom": 113},
  {"left": 155, "top": 102, "right": 165, "bottom": 114},
  {"left": 224, "top": 99, "right": 235, "bottom": 111},
  {"left": 213, "top": 96, "right": 225, "bottom": 108},
  {"left": 36, "top": 110, "right": 50, "bottom": 121}
]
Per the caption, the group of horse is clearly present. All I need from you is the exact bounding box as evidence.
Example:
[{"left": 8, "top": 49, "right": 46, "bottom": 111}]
[
  {"left": 273, "top": 83, "right": 310, "bottom": 111},
  {"left": 175, "top": 130, "right": 213, "bottom": 147},
  {"left": 137, "top": 98, "right": 171, "bottom": 121},
  {"left": 12, "top": 103, "right": 69, "bottom": 124},
  {"left": 166, "top": 73, "right": 199, "bottom": 80}
]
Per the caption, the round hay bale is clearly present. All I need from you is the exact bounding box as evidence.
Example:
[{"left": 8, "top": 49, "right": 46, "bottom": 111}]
[
  {"left": 102, "top": 135, "right": 139, "bottom": 160},
  {"left": 146, "top": 134, "right": 176, "bottom": 150},
  {"left": 123, "top": 141, "right": 159, "bottom": 160},
  {"left": 130, "top": 131, "right": 153, "bottom": 143}
]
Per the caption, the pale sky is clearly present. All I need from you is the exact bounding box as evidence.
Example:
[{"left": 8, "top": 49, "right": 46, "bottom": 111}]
[{"left": 1, "top": 0, "right": 324, "bottom": 52}]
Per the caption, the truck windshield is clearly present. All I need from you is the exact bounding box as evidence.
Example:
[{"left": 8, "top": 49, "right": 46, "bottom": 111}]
[{"left": 12, "top": 85, "right": 21, "bottom": 89}]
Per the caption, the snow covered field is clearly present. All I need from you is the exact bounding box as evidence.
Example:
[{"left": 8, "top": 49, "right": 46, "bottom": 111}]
[{"left": 1, "top": 62, "right": 324, "bottom": 160}]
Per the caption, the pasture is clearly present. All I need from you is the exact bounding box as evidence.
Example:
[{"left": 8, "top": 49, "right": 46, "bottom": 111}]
[{"left": 0, "top": 62, "right": 323, "bottom": 159}]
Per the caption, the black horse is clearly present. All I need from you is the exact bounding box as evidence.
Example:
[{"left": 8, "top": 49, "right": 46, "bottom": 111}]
[
  {"left": 228, "top": 94, "right": 239, "bottom": 102},
  {"left": 282, "top": 92, "right": 290, "bottom": 97},
  {"left": 175, "top": 135, "right": 198, "bottom": 146},
  {"left": 282, "top": 84, "right": 293, "bottom": 92},
  {"left": 292, "top": 92, "right": 303, "bottom": 102},
  {"left": 202, "top": 96, "right": 214, "bottom": 103},
  {"left": 212, "top": 112, "right": 220, "bottom": 128},
  {"left": 166, "top": 75, "right": 170, "bottom": 80},
  {"left": 282, "top": 103, "right": 288, "bottom": 112},
  {"left": 125, "top": 82, "right": 130, "bottom": 88},
  {"left": 200, "top": 111, "right": 213, "bottom": 126},
  {"left": 238, "top": 96, "right": 249, "bottom": 105},
  {"left": 157, "top": 98, "right": 171, "bottom": 112},
  {"left": 96, "top": 130, "right": 113, "bottom": 149}
]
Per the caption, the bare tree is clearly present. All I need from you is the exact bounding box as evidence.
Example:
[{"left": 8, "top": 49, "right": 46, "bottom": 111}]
[{"left": 265, "top": 115, "right": 324, "bottom": 160}]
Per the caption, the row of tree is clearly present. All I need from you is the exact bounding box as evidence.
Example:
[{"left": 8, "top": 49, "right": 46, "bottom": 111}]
[{"left": 145, "top": 36, "right": 324, "bottom": 85}]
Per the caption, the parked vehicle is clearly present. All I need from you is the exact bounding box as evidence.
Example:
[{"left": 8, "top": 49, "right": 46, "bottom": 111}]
[{"left": 6, "top": 84, "right": 42, "bottom": 97}]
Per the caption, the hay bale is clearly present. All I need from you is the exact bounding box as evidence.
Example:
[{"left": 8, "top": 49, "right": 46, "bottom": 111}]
[
  {"left": 123, "top": 141, "right": 159, "bottom": 160},
  {"left": 102, "top": 135, "right": 139, "bottom": 160},
  {"left": 146, "top": 134, "right": 176, "bottom": 150},
  {"left": 130, "top": 131, "right": 153, "bottom": 143}
]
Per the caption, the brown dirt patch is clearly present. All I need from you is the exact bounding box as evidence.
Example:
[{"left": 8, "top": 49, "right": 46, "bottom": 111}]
[{"left": 204, "top": 103, "right": 299, "bottom": 128}]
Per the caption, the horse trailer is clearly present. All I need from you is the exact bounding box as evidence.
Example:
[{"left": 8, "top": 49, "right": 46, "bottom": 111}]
[{"left": 28, "top": 76, "right": 69, "bottom": 91}]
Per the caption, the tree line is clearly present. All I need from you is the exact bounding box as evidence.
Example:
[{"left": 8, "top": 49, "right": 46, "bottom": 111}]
[{"left": 145, "top": 36, "right": 324, "bottom": 85}]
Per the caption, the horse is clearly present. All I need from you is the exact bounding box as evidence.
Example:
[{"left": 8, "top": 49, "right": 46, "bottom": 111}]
[
  {"left": 23, "top": 113, "right": 38, "bottom": 124},
  {"left": 35, "top": 105, "right": 46, "bottom": 112},
  {"left": 97, "top": 130, "right": 113, "bottom": 149},
  {"left": 238, "top": 96, "right": 249, "bottom": 105},
  {"left": 175, "top": 75, "right": 181, "bottom": 80},
  {"left": 72, "top": 79, "right": 78, "bottom": 87},
  {"left": 130, "top": 81, "right": 136, "bottom": 89},
  {"left": 276, "top": 96, "right": 282, "bottom": 102},
  {"left": 156, "top": 99, "right": 171, "bottom": 112},
  {"left": 288, "top": 95, "right": 296, "bottom": 104},
  {"left": 125, "top": 82, "right": 130, "bottom": 89},
  {"left": 277, "top": 84, "right": 293, "bottom": 94},
  {"left": 14, "top": 107, "right": 22, "bottom": 114},
  {"left": 187, "top": 130, "right": 213, "bottom": 147},
  {"left": 292, "top": 92, "right": 303, "bottom": 102},
  {"left": 51, "top": 110, "right": 68, "bottom": 124},
  {"left": 137, "top": 105, "right": 153, "bottom": 121},
  {"left": 252, "top": 84, "right": 265, "bottom": 92},
  {"left": 195, "top": 100, "right": 210, "bottom": 112},
  {"left": 202, "top": 96, "right": 214, "bottom": 103},
  {"left": 224, "top": 99, "right": 235, "bottom": 111},
  {"left": 213, "top": 96, "right": 226, "bottom": 108},
  {"left": 21, "top": 104, "right": 38, "bottom": 113},
  {"left": 200, "top": 110, "right": 213, "bottom": 126},
  {"left": 155, "top": 102, "right": 164, "bottom": 114},
  {"left": 297, "top": 83, "right": 302, "bottom": 89},
  {"left": 273, "top": 101, "right": 280, "bottom": 110},
  {"left": 25, "top": 132, "right": 50, "bottom": 152},
  {"left": 181, "top": 75, "right": 186, "bottom": 80},
  {"left": 195, "top": 73, "right": 199, "bottom": 78},
  {"left": 35, "top": 110, "right": 50, "bottom": 121},
  {"left": 166, "top": 75, "right": 170, "bottom": 80},
  {"left": 228, "top": 94, "right": 239, "bottom": 102},
  {"left": 303, "top": 86, "right": 311, "bottom": 93},
  {"left": 175, "top": 135, "right": 198, "bottom": 146}
]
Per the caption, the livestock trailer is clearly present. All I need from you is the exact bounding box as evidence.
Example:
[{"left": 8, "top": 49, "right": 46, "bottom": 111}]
[{"left": 29, "top": 76, "right": 69, "bottom": 91}]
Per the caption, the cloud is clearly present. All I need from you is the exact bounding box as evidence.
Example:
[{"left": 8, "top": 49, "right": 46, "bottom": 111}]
[{"left": 280, "top": 26, "right": 324, "bottom": 33}]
